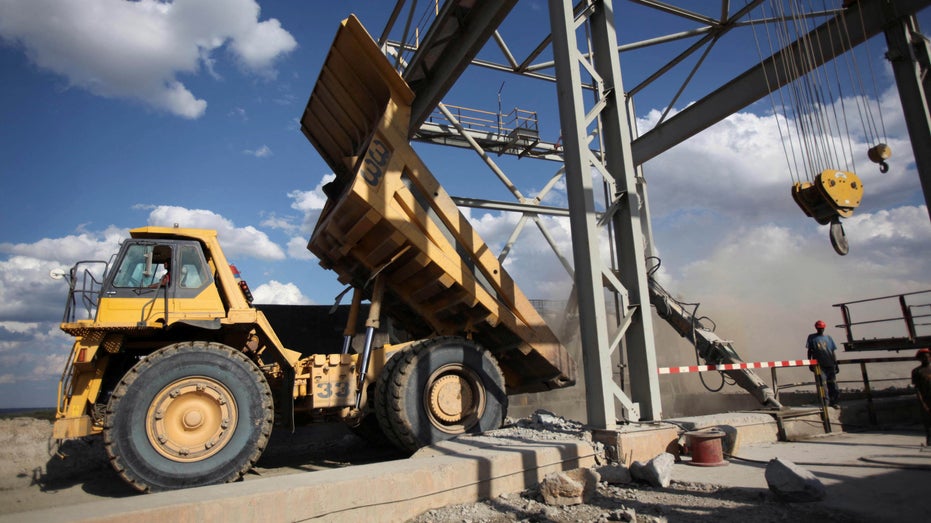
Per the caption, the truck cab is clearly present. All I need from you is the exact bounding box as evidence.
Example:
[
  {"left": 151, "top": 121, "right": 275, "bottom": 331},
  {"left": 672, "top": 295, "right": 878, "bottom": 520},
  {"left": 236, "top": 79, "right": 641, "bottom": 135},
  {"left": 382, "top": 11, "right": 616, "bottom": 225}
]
[{"left": 98, "top": 237, "right": 225, "bottom": 327}]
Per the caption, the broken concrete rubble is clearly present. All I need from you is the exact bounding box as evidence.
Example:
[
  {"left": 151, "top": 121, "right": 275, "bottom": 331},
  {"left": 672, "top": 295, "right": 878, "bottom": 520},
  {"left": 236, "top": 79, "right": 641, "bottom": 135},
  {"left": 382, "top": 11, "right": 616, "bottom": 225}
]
[
  {"left": 596, "top": 463, "right": 633, "bottom": 485},
  {"left": 629, "top": 452, "right": 675, "bottom": 488},
  {"left": 539, "top": 467, "right": 600, "bottom": 506},
  {"left": 764, "top": 457, "right": 826, "bottom": 501}
]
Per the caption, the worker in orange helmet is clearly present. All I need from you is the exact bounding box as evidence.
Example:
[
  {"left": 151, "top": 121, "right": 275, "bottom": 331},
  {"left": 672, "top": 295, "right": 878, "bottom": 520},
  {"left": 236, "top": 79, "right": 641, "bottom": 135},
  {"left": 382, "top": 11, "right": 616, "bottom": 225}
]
[
  {"left": 806, "top": 320, "right": 840, "bottom": 407},
  {"left": 912, "top": 348, "right": 931, "bottom": 446}
]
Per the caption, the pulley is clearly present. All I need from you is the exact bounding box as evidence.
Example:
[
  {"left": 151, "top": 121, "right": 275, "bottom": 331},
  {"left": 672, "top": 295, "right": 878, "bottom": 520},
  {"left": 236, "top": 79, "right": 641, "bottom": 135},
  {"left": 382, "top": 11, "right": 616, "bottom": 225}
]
[
  {"left": 829, "top": 216, "right": 848, "bottom": 256},
  {"left": 792, "top": 169, "right": 862, "bottom": 256},
  {"left": 867, "top": 143, "right": 892, "bottom": 173},
  {"left": 791, "top": 169, "right": 863, "bottom": 223}
]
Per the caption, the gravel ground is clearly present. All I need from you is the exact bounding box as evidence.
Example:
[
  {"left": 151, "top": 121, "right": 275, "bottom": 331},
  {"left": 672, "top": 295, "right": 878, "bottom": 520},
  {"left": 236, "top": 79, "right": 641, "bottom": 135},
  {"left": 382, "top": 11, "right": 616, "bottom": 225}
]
[
  {"left": 0, "top": 413, "right": 868, "bottom": 522},
  {"left": 406, "top": 412, "right": 867, "bottom": 523},
  {"left": 406, "top": 481, "right": 859, "bottom": 523}
]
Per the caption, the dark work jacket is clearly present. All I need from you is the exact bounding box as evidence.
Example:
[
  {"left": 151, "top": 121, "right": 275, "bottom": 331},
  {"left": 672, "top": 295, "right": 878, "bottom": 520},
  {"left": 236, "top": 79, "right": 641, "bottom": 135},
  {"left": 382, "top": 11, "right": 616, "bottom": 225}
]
[{"left": 806, "top": 333, "right": 838, "bottom": 372}]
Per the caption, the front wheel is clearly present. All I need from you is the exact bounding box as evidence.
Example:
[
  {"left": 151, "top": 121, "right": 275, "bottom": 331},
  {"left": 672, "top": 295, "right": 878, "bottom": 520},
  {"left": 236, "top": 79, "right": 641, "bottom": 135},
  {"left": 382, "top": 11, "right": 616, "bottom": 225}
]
[
  {"left": 103, "top": 342, "right": 274, "bottom": 492},
  {"left": 376, "top": 337, "right": 507, "bottom": 452}
]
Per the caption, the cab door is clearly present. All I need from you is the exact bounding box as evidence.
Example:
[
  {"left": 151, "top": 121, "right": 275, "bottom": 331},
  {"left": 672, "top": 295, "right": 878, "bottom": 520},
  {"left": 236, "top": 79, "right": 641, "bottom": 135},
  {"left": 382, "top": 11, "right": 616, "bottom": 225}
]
[
  {"left": 98, "top": 242, "right": 173, "bottom": 326},
  {"left": 169, "top": 242, "right": 225, "bottom": 322}
]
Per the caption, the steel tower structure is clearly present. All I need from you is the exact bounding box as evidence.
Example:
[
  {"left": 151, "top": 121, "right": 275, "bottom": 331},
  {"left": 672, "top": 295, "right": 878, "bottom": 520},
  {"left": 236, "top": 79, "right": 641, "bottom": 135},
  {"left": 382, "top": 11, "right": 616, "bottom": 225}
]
[{"left": 377, "top": 0, "right": 931, "bottom": 428}]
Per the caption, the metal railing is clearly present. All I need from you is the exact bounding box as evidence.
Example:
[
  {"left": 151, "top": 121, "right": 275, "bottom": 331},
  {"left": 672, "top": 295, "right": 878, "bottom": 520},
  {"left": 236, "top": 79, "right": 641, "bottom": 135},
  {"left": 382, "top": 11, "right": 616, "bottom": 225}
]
[
  {"left": 61, "top": 261, "right": 108, "bottom": 322},
  {"left": 423, "top": 104, "right": 539, "bottom": 137},
  {"left": 659, "top": 355, "right": 922, "bottom": 432},
  {"left": 834, "top": 290, "right": 931, "bottom": 352}
]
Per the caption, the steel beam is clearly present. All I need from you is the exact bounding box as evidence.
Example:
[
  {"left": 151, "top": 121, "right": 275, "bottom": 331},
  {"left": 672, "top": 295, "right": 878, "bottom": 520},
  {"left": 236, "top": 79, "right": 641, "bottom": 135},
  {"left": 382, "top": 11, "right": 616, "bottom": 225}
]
[
  {"left": 403, "top": 0, "right": 518, "bottom": 134},
  {"left": 451, "top": 197, "right": 570, "bottom": 217},
  {"left": 885, "top": 15, "right": 931, "bottom": 219},
  {"left": 632, "top": 0, "right": 931, "bottom": 166}
]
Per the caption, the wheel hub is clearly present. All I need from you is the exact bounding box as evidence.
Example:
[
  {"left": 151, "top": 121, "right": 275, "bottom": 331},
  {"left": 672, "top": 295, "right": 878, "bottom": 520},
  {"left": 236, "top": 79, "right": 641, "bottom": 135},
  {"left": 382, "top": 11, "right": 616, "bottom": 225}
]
[
  {"left": 424, "top": 364, "right": 486, "bottom": 434},
  {"left": 146, "top": 377, "right": 237, "bottom": 462},
  {"left": 428, "top": 374, "right": 474, "bottom": 423},
  {"left": 182, "top": 409, "right": 204, "bottom": 429}
]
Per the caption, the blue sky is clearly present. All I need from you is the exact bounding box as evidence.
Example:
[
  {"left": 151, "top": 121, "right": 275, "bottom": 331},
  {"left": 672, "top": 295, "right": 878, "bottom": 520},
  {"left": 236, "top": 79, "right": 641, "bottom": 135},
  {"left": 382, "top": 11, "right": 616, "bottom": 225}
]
[{"left": 1, "top": 0, "right": 930, "bottom": 409}]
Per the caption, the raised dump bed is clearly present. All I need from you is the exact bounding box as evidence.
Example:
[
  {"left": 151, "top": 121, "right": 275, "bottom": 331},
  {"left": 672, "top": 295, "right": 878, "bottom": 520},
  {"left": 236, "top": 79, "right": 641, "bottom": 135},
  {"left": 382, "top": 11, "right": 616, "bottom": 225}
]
[{"left": 299, "top": 15, "right": 574, "bottom": 394}]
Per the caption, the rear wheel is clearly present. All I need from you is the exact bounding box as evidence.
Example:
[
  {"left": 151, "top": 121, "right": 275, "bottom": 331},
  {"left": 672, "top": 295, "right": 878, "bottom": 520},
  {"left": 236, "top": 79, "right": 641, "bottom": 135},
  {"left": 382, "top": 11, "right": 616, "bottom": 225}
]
[
  {"left": 104, "top": 342, "right": 274, "bottom": 492},
  {"left": 377, "top": 337, "right": 507, "bottom": 452}
]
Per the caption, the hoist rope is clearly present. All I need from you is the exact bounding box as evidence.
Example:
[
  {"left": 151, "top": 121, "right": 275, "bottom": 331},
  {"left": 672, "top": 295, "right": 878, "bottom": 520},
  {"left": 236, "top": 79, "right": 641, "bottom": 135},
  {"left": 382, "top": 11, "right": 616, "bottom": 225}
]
[
  {"left": 749, "top": 0, "right": 804, "bottom": 185},
  {"left": 748, "top": 0, "right": 884, "bottom": 185},
  {"left": 850, "top": 1, "right": 889, "bottom": 143}
]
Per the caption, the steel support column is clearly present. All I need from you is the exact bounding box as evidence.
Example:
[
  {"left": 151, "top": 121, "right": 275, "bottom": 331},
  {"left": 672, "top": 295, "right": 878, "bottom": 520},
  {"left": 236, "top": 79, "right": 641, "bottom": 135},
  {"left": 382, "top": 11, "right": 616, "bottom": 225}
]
[
  {"left": 885, "top": 15, "right": 931, "bottom": 219},
  {"left": 548, "top": 0, "right": 662, "bottom": 426},
  {"left": 590, "top": 0, "right": 662, "bottom": 422}
]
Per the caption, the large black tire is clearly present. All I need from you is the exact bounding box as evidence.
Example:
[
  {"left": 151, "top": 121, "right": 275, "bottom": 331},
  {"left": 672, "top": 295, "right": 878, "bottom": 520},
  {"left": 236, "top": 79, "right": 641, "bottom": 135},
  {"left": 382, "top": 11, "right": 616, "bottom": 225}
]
[
  {"left": 377, "top": 337, "right": 507, "bottom": 452},
  {"left": 374, "top": 350, "right": 407, "bottom": 450},
  {"left": 103, "top": 342, "right": 274, "bottom": 492},
  {"left": 348, "top": 385, "right": 394, "bottom": 448}
]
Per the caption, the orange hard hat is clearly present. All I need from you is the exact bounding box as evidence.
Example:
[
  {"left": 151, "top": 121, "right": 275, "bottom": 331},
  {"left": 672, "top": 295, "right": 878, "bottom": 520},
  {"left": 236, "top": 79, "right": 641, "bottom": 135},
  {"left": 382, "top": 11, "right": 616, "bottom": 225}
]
[
  {"left": 917, "top": 348, "right": 931, "bottom": 359},
  {"left": 815, "top": 320, "right": 826, "bottom": 329}
]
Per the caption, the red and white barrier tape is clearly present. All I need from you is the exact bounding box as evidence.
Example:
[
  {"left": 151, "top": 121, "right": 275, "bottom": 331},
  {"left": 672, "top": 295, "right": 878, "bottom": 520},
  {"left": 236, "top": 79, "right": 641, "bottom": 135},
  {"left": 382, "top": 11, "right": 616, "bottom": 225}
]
[{"left": 658, "top": 359, "right": 817, "bottom": 375}]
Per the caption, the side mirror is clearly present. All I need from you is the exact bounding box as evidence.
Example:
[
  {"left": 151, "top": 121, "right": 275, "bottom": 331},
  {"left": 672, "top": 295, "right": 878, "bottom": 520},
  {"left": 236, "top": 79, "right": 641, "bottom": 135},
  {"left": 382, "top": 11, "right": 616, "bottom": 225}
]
[{"left": 49, "top": 268, "right": 67, "bottom": 280}]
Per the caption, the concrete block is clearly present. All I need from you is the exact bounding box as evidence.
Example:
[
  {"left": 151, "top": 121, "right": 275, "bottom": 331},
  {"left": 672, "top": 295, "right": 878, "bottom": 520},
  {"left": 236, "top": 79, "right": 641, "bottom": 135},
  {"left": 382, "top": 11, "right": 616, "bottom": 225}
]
[
  {"left": 7, "top": 437, "right": 597, "bottom": 523},
  {"left": 593, "top": 425, "right": 680, "bottom": 465}
]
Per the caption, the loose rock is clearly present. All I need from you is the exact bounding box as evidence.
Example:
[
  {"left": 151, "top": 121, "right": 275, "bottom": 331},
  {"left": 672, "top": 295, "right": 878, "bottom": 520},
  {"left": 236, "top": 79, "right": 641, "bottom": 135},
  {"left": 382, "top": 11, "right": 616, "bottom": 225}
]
[
  {"left": 629, "top": 452, "right": 674, "bottom": 488},
  {"left": 540, "top": 467, "right": 600, "bottom": 506},
  {"left": 765, "top": 457, "right": 826, "bottom": 501},
  {"left": 597, "top": 463, "right": 633, "bottom": 485}
]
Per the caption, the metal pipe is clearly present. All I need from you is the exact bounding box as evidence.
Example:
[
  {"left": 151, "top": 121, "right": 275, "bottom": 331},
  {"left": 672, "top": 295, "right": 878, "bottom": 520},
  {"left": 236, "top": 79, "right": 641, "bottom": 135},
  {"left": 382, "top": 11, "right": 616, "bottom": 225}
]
[
  {"left": 860, "top": 362, "right": 877, "bottom": 425},
  {"left": 341, "top": 287, "right": 363, "bottom": 355},
  {"left": 355, "top": 276, "right": 386, "bottom": 409}
]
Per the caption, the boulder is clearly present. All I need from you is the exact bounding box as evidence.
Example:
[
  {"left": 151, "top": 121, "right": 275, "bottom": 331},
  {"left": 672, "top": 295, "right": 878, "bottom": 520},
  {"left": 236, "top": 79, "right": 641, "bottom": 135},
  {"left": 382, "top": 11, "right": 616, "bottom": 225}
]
[
  {"left": 597, "top": 464, "right": 632, "bottom": 485},
  {"left": 765, "top": 457, "right": 826, "bottom": 501},
  {"left": 630, "top": 452, "right": 675, "bottom": 488},
  {"left": 540, "top": 468, "right": 600, "bottom": 506}
]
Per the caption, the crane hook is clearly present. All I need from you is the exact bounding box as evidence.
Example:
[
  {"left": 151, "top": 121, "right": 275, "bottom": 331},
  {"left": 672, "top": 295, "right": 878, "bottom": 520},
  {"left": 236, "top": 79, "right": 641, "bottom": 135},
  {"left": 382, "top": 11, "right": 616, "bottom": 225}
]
[
  {"left": 829, "top": 216, "right": 849, "bottom": 256},
  {"left": 868, "top": 144, "right": 892, "bottom": 173}
]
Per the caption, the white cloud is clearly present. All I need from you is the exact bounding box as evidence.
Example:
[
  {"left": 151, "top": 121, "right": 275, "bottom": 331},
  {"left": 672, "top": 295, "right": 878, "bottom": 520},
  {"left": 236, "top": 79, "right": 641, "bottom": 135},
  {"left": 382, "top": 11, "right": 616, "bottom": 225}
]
[
  {"left": 638, "top": 87, "right": 919, "bottom": 224},
  {"left": 229, "top": 107, "right": 248, "bottom": 120},
  {"left": 251, "top": 280, "right": 313, "bottom": 305},
  {"left": 229, "top": 17, "right": 295, "bottom": 74},
  {"left": 288, "top": 175, "right": 334, "bottom": 215},
  {"left": 0, "top": 204, "right": 293, "bottom": 406},
  {"left": 260, "top": 214, "right": 297, "bottom": 234},
  {"left": 244, "top": 144, "right": 273, "bottom": 157},
  {"left": 0, "top": 230, "right": 124, "bottom": 322},
  {"left": 0, "top": 241, "right": 103, "bottom": 405},
  {"left": 282, "top": 174, "right": 337, "bottom": 260},
  {"left": 0, "top": 0, "right": 297, "bottom": 118},
  {"left": 664, "top": 205, "right": 931, "bottom": 363},
  {"left": 286, "top": 236, "right": 315, "bottom": 260},
  {"left": 143, "top": 205, "right": 286, "bottom": 260},
  {"left": 0, "top": 321, "right": 40, "bottom": 335}
]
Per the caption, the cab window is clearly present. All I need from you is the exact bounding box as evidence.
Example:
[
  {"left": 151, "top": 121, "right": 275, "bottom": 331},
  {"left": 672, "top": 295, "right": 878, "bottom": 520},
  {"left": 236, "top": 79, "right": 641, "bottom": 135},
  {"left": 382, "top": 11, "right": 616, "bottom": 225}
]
[
  {"left": 178, "top": 244, "right": 209, "bottom": 289},
  {"left": 112, "top": 244, "right": 171, "bottom": 288}
]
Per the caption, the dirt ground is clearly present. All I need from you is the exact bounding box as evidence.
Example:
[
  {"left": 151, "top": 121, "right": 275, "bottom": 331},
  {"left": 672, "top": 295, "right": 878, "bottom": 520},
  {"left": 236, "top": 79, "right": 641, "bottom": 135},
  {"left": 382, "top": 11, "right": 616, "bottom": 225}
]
[{"left": 0, "top": 415, "right": 869, "bottom": 522}]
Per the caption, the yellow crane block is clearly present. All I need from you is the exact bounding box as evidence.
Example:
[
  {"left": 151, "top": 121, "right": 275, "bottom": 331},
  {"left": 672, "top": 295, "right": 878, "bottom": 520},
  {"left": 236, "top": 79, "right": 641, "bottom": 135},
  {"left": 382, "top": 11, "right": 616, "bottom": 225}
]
[{"left": 792, "top": 169, "right": 864, "bottom": 224}]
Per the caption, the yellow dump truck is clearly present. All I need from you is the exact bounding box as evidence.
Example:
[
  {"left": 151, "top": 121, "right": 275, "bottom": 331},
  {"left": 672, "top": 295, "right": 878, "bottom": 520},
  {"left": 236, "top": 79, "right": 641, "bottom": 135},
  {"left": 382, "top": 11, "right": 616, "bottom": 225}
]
[{"left": 51, "top": 16, "right": 575, "bottom": 493}]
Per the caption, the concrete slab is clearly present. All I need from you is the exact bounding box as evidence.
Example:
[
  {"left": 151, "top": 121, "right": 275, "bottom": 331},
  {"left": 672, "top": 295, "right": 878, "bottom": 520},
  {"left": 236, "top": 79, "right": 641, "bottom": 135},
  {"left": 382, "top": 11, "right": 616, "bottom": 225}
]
[
  {"left": 1, "top": 436, "right": 596, "bottom": 523},
  {"left": 4, "top": 396, "right": 918, "bottom": 522},
  {"left": 672, "top": 430, "right": 931, "bottom": 522}
]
